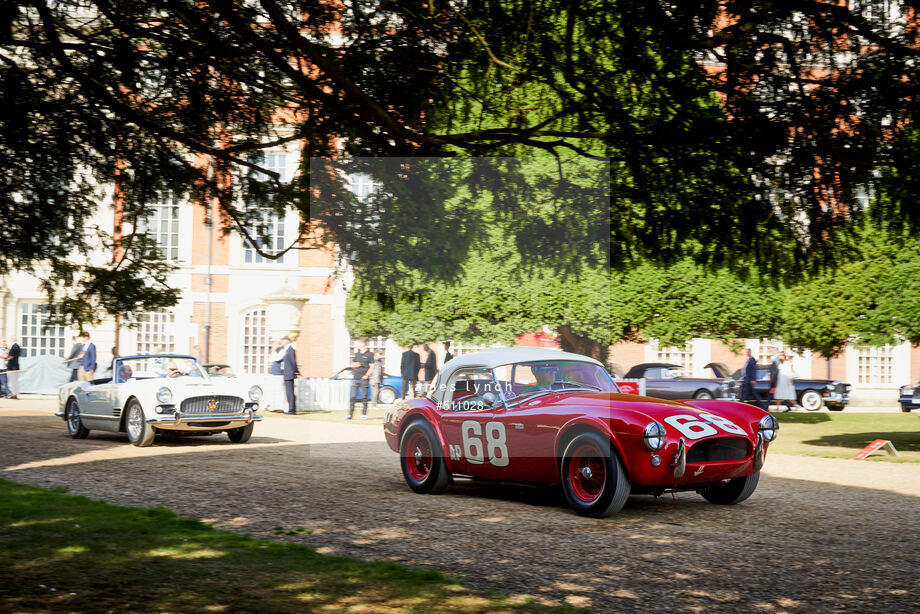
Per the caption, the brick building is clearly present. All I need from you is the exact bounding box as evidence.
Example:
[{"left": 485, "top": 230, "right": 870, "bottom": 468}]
[{"left": 0, "top": 144, "right": 353, "bottom": 382}]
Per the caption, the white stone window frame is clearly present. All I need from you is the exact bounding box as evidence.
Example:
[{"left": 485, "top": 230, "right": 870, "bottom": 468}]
[
  {"left": 234, "top": 150, "right": 299, "bottom": 269},
  {"left": 137, "top": 195, "right": 182, "bottom": 262},
  {"left": 17, "top": 302, "right": 72, "bottom": 358},
  {"left": 240, "top": 307, "right": 272, "bottom": 375},
  {"left": 134, "top": 310, "right": 176, "bottom": 356}
]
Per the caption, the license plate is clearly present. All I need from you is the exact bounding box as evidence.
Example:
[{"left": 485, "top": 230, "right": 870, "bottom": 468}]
[{"left": 913, "top": 395, "right": 920, "bottom": 403}]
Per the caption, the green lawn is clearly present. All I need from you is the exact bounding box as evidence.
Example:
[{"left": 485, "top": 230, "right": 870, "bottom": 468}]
[
  {"left": 769, "top": 412, "right": 920, "bottom": 462},
  {"left": 0, "top": 479, "right": 583, "bottom": 614}
]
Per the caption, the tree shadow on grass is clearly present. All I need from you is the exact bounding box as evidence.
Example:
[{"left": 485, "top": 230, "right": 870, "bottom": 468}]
[{"left": 803, "top": 431, "right": 920, "bottom": 452}]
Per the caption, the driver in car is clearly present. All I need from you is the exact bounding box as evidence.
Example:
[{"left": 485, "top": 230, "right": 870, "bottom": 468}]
[
  {"left": 522, "top": 366, "right": 560, "bottom": 393},
  {"left": 164, "top": 361, "right": 186, "bottom": 378},
  {"left": 117, "top": 363, "right": 133, "bottom": 383}
]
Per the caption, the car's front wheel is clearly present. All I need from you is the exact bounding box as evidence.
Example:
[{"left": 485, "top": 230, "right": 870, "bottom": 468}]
[
  {"left": 693, "top": 390, "right": 714, "bottom": 400},
  {"left": 800, "top": 390, "right": 824, "bottom": 411},
  {"left": 560, "top": 432, "right": 631, "bottom": 517},
  {"left": 700, "top": 472, "right": 760, "bottom": 505},
  {"left": 400, "top": 421, "right": 450, "bottom": 494},
  {"left": 377, "top": 386, "right": 397, "bottom": 405},
  {"left": 65, "top": 400, "right": 90, "bottom": 439},
  {"left": 125, "top": 400, "right": 155, "bottom": 447},
  {"left": 227, "top": 423, "right": 254, "bottom": 443}
]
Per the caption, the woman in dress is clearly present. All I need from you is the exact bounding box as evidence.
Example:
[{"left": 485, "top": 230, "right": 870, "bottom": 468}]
[{"left": 773, "top": 352, "right": 799, "bottom": 411}]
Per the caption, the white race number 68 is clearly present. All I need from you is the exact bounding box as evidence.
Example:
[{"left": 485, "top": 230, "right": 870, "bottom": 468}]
[
  {"left": 663, "top": 413, "right": 745, "bottom": 440},
  {"left": 461, "top": 420, "right": 509, "bottom": 466}
]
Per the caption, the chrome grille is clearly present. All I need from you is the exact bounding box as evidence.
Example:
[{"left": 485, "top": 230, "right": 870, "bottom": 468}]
[
  {"left": 687, "top": 437, "right": 750, "bottom": 463},
  {"left": 180, "top": 395, "right": 244, "bottom": 414}
]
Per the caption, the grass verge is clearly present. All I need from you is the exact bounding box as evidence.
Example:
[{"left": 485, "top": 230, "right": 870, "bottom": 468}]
[
  {"left": 769, "top": 412, "right": 920, "bottom": 462},
  {"left": 0, "top": 478, "right": 584, "bottom": 613}
]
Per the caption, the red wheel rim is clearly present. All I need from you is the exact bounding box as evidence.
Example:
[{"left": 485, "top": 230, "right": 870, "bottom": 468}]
[
  {"left": 404, "top": 431, "right": 432, "bottom": 481},
  {"left": 567, "top": 443, "right": 607, "bottom": 503}
]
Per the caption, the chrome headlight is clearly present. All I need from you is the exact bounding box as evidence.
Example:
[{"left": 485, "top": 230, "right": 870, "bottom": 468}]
[
  {"left": 643, "top": 421, "right": 667, "bottom": 451},
  {"left": 156, "top": 387, "right": 173, "bottom": 404},
  {"left": 759, "top": 414, "right": 779, "bottom": 442},
  {"left": 900, "top": 385, "right": 915, "bottom": 395},
  {"left": 248, "top": 386, "right": 263, "bottom": 402}
]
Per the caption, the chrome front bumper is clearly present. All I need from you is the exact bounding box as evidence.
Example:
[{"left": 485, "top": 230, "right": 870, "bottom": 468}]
[
  {"left": 147, "top": 409, "right": 262, "bottom": 430},
  {"left": 823, "top": 393, "right": 849, "bottom": 405}
]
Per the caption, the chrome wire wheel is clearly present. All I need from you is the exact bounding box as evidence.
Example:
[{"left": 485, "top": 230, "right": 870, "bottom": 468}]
[
  {"left": 66, "top": 400, "right": 89, "bottom": 439},
  {"left": 127, "top": 405, "right": 143, "bottom": 441},
  {"left": 125, "top": 400, "right": 155, "bottom": 447},
  {"left": 67, "top": 403, "right": 81, "bottom": 434}
]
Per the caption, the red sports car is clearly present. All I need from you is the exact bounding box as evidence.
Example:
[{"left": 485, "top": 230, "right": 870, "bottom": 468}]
[{"left": 383, "top": 348, "right": 778, "bottom": 517}]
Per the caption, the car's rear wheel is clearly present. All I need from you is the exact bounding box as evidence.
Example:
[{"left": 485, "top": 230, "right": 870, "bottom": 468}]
[
  {"left": 693, "top": 390, "right": 714, "bottom": 400},
  {"left": 125, "top": 400, "right": 155, "bottom": 447},
  {"left": 800, "top": 390, "right": 823, "bottom": 411},
  {"left": 65, "top": 400, "right": 90, "bottom": 439},
  {"left": 378, "top": 386, "right": 397, "bottom": 405},
  {"left": 400, "top": 421, "right": 449, "bottom": 494},
  {"left": 700, "top": 471, "right": 760, "bottom": 505},
  {"left": 560, "top": 432, "right": 630, "bottom": 517},
  {"left": 227, "top": 422, "right": 254, "bottom": 443}
]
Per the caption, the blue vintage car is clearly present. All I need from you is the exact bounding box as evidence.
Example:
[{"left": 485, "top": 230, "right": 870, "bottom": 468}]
[
  {"left": 898, "top": 382, "right": 920, "bottom": 412},
  {"left": 330, "top": 367, "right": 402, "bottom": 404}
]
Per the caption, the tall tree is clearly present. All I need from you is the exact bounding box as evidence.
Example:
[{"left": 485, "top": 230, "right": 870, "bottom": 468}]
[{"left": 3, "top": 1, "right": 920, "bottom": 321}]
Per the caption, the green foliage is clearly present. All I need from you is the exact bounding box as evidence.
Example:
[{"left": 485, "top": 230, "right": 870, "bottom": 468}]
[{"left": 5, "top": 0, "right": 920, "bottom": 323}]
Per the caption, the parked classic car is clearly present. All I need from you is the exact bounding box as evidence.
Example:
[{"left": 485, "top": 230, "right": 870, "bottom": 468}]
[
  {"left": 898, "top": 382, "right": 920, "bottom": 412},
  {"left": 56, "top": 354, "right": 263, "bottom": 446},
  {"left": 384, "top": 348, "right": 777, "bottom": 517},
  {"left": 330, "top": 367, "right": 401, "bottom": 404},
  {"left": 623, "top": 362, "right": 738, "bottom": 401},
  {"left": 722, "top": 364, "right": 850, "bottom": 411}
]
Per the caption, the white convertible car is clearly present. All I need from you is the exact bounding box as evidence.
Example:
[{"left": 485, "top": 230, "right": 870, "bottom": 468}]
[{"left": 56, "top": 354, "right": 263, "bottom": 446}]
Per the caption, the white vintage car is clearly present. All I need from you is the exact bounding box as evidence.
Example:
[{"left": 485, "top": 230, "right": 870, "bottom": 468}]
[{"left": 56, "top": 354, "right": 263, "bottom": 446}]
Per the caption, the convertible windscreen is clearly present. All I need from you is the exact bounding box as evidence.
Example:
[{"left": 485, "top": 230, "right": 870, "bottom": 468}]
[
  {"left": 114, "top": 356, "right": 205, "bottom": 383},
  {"left": 493, "top": 360, "right": 619, "bottom": 400}
]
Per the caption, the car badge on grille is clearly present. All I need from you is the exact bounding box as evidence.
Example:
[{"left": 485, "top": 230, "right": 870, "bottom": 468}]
[{"left": 207, "top": 396, "right": 219, "bottom": 411}]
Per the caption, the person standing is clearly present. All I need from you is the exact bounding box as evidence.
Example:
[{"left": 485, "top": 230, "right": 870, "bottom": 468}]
[
  {"left": 370, "top": 351, "right": 385, "bottom": 408},
  {"left": 280, "top": 336, "right": 299, "bottom": 415},
  {"left": 739, "top": 348, "right": 764, "bottom": 409},
  {"left": 76, "top": 332, "right": 97, "bottom": 382},
  {"left": 267, "top": 339, "right": 286, "bottom": 412},
  {"left": 773, "top": 352, "right": 799, "bottom": 411},
  {"left": 65, "top": 336, "right": 83, "bottom": 382},
  {"left": 418, "top": 343, "right": 437, "bottom": 395},
  {"left": 0, "top": 339, "right": 8, "bottom": 398},
  {"left": 400, "top": 344, "right": 419, "bottom": 399},
  {"left": 6, "top": 338, "right": 20, "bottom": 399},
  {"left": 348, "top": 338, "right": 374, "bottom": 420},
  {"left": 443, "top": 341, "right": 453, "bottom": 364}
]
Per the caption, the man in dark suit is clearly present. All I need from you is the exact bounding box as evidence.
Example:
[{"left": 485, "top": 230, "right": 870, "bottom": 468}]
[
  {"left": 400, "top": 343, "right": 419, "bottom": 399},
  {"left": 443, "top": 341, "right": 453, "bottom": 364},
  {"left": 6, "top": 338, "right": 21, "bottom": 399},
  {"left": 65, "top": 336, "right": 82, "bottom": 382},
  {"left": 280, "top": 336, "right": 299, "bottom": 414},
  {"left": 739, "top": 348, "right": 764, "bottom": 409}
]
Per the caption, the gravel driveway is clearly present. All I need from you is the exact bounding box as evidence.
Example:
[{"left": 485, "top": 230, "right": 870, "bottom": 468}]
[{"left": 2, "top": 400, "right": 919, "bottom": 613}]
